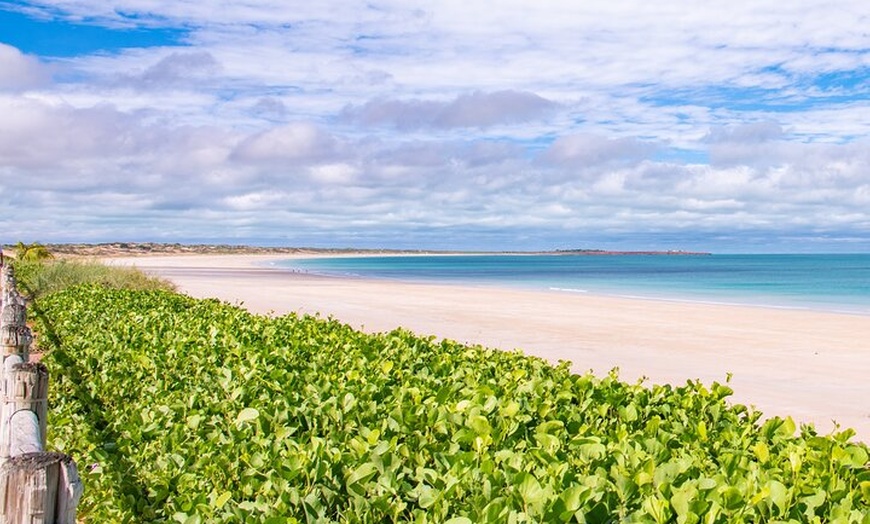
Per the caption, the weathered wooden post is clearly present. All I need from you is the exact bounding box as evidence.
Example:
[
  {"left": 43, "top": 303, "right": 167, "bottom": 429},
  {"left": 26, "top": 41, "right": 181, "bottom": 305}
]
[
  {"left": 1, "top": 362, "right": 48, "bottom": 457},
  {"left": 0, "top": 453, "right": 81, "bottom": 524},
  {"left": 1, "top": 265, "right": 30, "bottom": 361},
  {"left": 0, "top": 263, "right": 82, "bottom": 523}
]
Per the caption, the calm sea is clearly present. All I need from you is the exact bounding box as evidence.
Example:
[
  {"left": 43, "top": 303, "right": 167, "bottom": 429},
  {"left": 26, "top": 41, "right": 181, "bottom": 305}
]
[{"left": 279, "top": 254, "right": 870, "bottom": 315}]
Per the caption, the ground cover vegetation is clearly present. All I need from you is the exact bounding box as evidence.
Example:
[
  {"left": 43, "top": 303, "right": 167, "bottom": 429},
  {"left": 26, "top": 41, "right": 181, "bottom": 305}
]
[{"left": 29, "top": 285, "right": 870, "bottom": 523}]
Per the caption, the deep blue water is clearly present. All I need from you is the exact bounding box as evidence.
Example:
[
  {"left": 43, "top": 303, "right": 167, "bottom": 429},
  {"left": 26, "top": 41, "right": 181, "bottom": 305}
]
[{"left": 278, "top": 254, "right": 870, "bottom": 315}]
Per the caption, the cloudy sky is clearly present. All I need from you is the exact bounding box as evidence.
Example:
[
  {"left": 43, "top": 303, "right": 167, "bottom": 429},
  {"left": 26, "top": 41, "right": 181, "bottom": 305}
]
[{"left": 1, "top": 1, "right": 868, "bottom": 251}]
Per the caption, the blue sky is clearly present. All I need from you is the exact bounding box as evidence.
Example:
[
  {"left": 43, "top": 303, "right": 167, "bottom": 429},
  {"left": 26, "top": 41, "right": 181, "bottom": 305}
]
[
  {"left": 0, "top": 1, "right": 868, "bottom": 252},
  {"left": 0, "top": 7, "right": 186, "bottom": 56}
]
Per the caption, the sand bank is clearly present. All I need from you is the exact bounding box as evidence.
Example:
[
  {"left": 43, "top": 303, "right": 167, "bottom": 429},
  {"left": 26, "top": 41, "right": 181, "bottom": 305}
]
[{"left": 107, "top": 254, "right": 870, "bottom": 441}]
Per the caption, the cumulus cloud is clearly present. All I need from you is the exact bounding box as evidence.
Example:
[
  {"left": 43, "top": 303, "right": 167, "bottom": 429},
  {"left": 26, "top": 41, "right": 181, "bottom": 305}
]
[
  {"left": 341, "top": 90, "right": 558, "bottom": 129},
  {"left": 706, "top": 122, "right": 788, "bottom": 167},
  {"left": 541, "top": 134, "right": 658, "bottom": 169},
  {"left": 230, "top": 123, "right": 339, "bottom": 165},
  {"left": 0, "top": 44, "right": 51, "bottom": 90},
  {"left": 0, "top": 98, "right": 138, "bottom": 169},
  {"left": 0, "top": 96, "right": 246, "bottom": 214},
  {"left": 704, "top": 122, "right": 870, "bottom": 174},
  {"left": 0, "top": 96, "right": 239, "bottom": 174}
]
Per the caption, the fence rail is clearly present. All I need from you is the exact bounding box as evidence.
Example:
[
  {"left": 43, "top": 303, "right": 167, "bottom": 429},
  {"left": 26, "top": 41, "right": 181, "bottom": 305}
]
[{"left": 0, "top": 264, "right": 81, "bottom": 523}]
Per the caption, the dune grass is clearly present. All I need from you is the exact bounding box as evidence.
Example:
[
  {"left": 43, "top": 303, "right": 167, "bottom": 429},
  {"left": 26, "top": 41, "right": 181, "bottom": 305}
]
[{"left": 10, "top": 258, "right": 175, "bottom": 300}]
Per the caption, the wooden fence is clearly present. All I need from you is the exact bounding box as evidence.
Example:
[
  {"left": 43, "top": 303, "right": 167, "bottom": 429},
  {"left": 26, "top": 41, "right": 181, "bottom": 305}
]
[{"left": 0, "top": 264, "right": 82, "bottom": 523}]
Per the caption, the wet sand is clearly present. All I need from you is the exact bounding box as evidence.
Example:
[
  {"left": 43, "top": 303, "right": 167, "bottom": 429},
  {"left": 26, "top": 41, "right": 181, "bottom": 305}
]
[{"left": 107, "top": 254, "right": 870, "bottom": 441}]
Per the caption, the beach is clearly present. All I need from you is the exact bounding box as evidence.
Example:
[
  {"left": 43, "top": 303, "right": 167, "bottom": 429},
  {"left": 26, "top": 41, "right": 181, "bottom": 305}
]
[{"left": 108, "top": 254, "right": 870, "bottom": 441}]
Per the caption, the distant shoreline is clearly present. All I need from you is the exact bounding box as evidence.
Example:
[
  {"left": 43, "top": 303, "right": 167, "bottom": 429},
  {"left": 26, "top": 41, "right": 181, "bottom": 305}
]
[
  {"left": 16, "top": 242, "right": 712, "bottom": 258},
  {"left": 553, "top": 249, "right": 712, "bottom": 256}
]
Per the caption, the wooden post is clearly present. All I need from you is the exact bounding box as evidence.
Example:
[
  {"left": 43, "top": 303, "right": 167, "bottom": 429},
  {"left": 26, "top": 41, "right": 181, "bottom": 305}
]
[
  {"left": 0, "top": 325, "right": 29, "bottom": 363},
  {"left": 0, "top": 265, "right": 14, "bottom": 298},
  {"left": 0, "top": 276, "right": 30, "bottom": 362},
  {"left": 0, "top": 452, "right": 81, "bottom": 524},
  {"left": 0, "top": 305, "right": 24, "bottom": 331},
  {"left": 1, "top": 363, "right": 48, "bottom": 459},
  {"left": 0, "top": 267, "right": 16, "bottom": 310}
]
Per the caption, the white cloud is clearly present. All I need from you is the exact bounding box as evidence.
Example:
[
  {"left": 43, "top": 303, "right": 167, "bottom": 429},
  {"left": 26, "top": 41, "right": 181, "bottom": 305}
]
[
  {"left": 341, "top": 91, "right": 558, "bottom": 129},
  {"left": 309, "top": 163, "right": 358, "bottom": 184},
  {"left": 0, "top": 97, "right": 137, "bottom": 169},
  {"left": 706, "top": 122, "right": 785, "bottom": 144},
  {"left": 0, "top": 44, "right": 51, "bottom": 90},
  {"left": 231, "top": 123, "right": 339, "bottom": 164},
  {"left": 223, "top": 190, "right": 287, "bottom": 211},
  {"left": 541, "top": 134, "right": 658, "bottom": 169}
]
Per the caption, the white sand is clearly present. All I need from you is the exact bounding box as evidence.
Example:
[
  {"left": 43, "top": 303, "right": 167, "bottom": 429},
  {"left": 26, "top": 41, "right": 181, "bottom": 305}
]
[{"left": 108, "top": 254, "right": 870, "bottom": 441}]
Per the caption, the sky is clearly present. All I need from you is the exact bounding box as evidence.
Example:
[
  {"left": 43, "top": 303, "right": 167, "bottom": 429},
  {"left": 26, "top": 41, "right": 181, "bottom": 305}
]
[{"left": 0, "top": 1, "right": 868, "bottom": 252}]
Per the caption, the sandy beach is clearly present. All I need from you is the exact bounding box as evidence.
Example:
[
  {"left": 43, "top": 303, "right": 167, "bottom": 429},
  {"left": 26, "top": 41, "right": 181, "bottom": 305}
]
[{"left": 108, "top": 254, "right": 870, "bottom": 442}]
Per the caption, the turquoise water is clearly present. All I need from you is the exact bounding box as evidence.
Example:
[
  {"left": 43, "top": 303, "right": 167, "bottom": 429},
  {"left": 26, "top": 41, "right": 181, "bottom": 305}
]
[{"left": 280, "top": 254, "right": 870, "bottom": 315}]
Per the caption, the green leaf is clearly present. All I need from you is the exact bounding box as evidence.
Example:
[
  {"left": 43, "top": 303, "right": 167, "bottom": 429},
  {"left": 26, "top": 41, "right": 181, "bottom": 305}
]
[
  {"left": 620, "top": 403, "right": 638, "bottom": 422},
  {"left": 842, "top": 445, "right": 869, "bottom": 468},
  {"left": 467, "top": 415, "right": 491, "bottom": 436},
  {"left": 780, "top": 416, "right": 796, "bottom": 437},
  {"left": 347, "top": 462, "right": 379, "bottom": 486},
  {"left": 238, "top": 501, "right": 258, "bottom": 511},
  {"left": 801, "top": 490, "right": 826, "bottom": 516},
  {"left": 753, "top": 442, "right": 770, "bottom": 463},
  {"left": 501, "top": 400, "right": 520, "bottom": 417},
  {"left": 696, "top": 421, "right": 707, "bottom": 441},
  {"left": 417, "top": 485, "right": 439, "bottom": 509},
  {"left": 642, "top": 495, "right": 671, "bottom": 524},
  {"left": 536, "top": 420, "right": 564, "bottom": 434},
  {"left": 481, "top": 498, "right": 507, "bottom": 522},
  {"left": 235, "top": 407, "right": 260, "bottom": 425},
  {"left": 186, "top": 414, "right": 203, "bottom": 430},
  {"left": 535, "top": 432, "right": 561, "bottom": 454},
  {"left": 767, "top": 480, "right": 789, "bottom": 515},
  {"left": 697, "top": 477, "right": 717, "bottom": 491},
  {"left": 517, "top": 473, "right": 545, "bottom": 506},
  {"left": 558, "top": 485, "right": 589, "bottom": 513},
  {"left": 214, "top": 491, "right": 232, "bottom": 509},
  {"left": 670, "top": 484, "right": 697, "bottom": 520},
  {"left": 859, "top": 481, "right": 870, "bottom": 505}
]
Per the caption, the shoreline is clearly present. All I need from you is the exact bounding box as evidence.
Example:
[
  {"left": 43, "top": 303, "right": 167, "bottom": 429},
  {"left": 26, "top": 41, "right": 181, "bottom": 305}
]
[
  {"left": 277, "top": 253, "right": 870, "bottom": 318},
  {"left": 107, "top": 254, "right": 870, "bottom": 441}
]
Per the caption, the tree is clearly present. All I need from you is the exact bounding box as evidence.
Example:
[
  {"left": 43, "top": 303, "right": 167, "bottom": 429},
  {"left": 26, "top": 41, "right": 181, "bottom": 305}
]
[{"left": 14, "top": 242, "right": 54, "bottom": 261}]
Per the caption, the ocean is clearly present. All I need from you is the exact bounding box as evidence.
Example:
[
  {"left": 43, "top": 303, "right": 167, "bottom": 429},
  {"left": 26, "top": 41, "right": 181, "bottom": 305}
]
[{"left": 279, "top": 254, "right": 870, "bottom": 315}]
